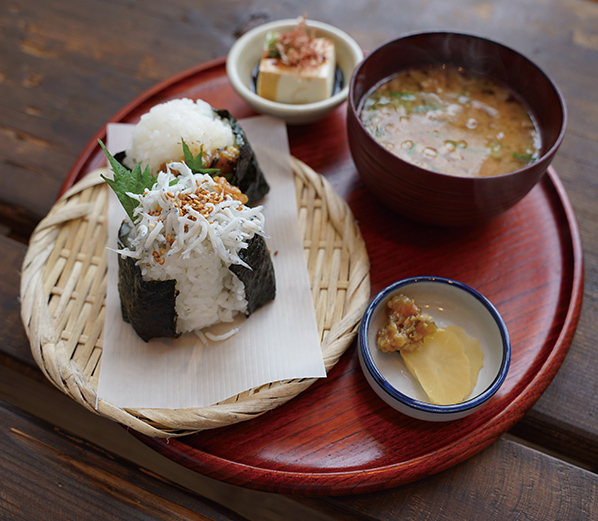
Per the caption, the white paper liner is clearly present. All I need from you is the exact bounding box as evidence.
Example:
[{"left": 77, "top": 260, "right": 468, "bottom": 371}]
[{"left": 96, "top": 115, "right": 326, "bottom": 409}]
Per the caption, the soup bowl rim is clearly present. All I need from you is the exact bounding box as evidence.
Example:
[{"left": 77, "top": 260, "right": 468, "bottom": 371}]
[{"left": 348, "top": 30, "right": 567, "bottom": 181}]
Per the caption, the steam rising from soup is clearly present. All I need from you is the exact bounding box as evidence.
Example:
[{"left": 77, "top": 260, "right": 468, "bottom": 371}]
[{"left": 360, "top": 65, "right": 541, "bottom": 177}]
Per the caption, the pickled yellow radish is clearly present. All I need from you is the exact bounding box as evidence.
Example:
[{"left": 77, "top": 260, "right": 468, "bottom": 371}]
[
  {"left": 401, "top": 326, "right": 484, "bottom": 405},
  {"left": 447, "top": 325, "right": 484, "bottom": 391}
]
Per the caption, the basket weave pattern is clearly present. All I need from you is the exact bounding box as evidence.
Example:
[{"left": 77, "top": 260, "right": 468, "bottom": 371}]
[{"left": 20, "top": 157, "right": 370, "bottom": 437}]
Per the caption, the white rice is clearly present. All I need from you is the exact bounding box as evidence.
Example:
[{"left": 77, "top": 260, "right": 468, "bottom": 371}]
[
  {"left": 119, "top": 161, "right": 266, "bottom": 334},
  {"left": 123, "top": 98, "right": 236, "bottom": 175}
]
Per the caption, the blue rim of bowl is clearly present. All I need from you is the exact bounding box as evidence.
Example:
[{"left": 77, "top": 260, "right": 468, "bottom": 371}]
[{"left": 358, "top": 276, "right": 511, "bottom": 415}]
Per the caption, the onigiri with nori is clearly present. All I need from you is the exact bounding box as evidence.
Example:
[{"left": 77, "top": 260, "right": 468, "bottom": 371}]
[
  {"left": 101, "top": 98, "right": 275, "bottom": 342},
  {"left": 122, "top": 98, "right": 269, "bottom": 205}
]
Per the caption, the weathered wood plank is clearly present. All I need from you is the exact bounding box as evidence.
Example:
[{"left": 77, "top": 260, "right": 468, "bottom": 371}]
[
  {"left": 303, "top": 437, "right": 598, "bottom": 521},
  {"left": 0, "top": 235, "right": 35, "bottom": 367},
  {"left": 0, "top": 398, "right": 250, "bottom": 521}
]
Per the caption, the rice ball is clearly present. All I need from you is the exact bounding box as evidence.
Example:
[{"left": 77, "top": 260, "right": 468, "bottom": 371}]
[{"left": 123, "top": 98, "right": 236, "bottom": 175}]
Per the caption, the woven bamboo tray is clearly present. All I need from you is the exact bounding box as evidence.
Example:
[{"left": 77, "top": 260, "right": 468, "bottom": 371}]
[{"left": 20, "top": 157, "right": 371, "bottom": 438}]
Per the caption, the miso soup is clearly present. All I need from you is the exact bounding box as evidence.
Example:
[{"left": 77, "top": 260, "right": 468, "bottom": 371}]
[{"left": 360, "top": 66, "right": 541, "bottom": 177}]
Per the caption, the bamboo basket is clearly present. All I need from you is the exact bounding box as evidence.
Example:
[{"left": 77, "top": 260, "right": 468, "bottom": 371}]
[{"left": 20, "top": 157, "right": 371, "bottom": 437}]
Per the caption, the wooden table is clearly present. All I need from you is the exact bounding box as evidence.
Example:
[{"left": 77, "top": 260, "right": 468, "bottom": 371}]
[{"left": 1, "top": 0, "right": 598, "bottom": 519}]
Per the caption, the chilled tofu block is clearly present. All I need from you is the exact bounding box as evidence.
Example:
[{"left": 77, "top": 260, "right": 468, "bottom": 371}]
[{"left": 257, "top": 38, "right": 336, "bottom": 104}]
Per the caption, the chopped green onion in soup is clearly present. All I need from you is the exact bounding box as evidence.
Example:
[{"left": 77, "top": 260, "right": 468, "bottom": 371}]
[{"left": 360, "top": 65, "right": 541, "bottom": 177}]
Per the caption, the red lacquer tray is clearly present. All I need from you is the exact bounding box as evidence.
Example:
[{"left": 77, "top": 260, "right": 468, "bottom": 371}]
[{"left": 63, "top": 58, "right": 584, "bottom": 496}]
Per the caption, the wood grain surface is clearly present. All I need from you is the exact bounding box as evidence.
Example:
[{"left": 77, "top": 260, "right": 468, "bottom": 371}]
[
  {"left": 0, "top": 399, "right": 250, "bottom": 521},
  {"left": 1, "top": 0, "right": 598, "bottom": 518},
  {"left": 298, "top": 437, "right": 598, "bottom": 520}
]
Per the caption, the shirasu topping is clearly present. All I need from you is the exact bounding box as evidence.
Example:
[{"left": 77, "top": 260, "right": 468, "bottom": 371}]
[{"left": 118, "top": 161, "right": 266, "bottom": 275}]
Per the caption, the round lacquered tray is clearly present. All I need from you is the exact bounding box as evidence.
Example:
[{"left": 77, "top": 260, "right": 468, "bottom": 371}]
[{"left": 59, "top": 57, "right": 583, "bottom": 496}]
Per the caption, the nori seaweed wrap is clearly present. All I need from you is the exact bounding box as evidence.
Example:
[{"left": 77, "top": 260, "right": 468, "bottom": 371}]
[
  {"left": 215, "top": 110, "right": 270, "bottom": 205},
  {"left": 118, "top": 223, "right": 180, "bottom": 342},
  {"left": 229, "top": 234, "right": 277, "bottom": 316}
]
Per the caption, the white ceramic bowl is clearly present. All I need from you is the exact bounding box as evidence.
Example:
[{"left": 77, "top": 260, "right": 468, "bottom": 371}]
[
  {"left": 358, "top": 277, "right": 510, "bottom": 421},
  {"left": 226, "top": 19, "right": 363, "bottom": 125}
]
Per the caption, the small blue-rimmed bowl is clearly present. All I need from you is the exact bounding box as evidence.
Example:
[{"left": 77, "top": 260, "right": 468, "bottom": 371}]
[{"left": 358, "top": 276, "right": 511, "bottom": 421}]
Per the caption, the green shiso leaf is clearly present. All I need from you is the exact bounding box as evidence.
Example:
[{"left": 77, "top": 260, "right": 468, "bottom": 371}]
[
  {"left": 181, "top": 139, "right": 220, "bottom": 175},
  {"left": 99, "top": 139, "right": 154, "bottom": 224}
]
